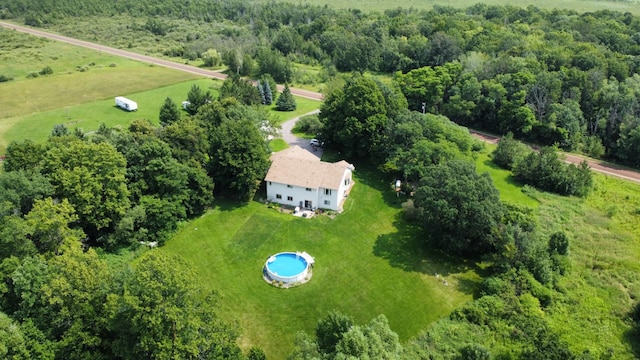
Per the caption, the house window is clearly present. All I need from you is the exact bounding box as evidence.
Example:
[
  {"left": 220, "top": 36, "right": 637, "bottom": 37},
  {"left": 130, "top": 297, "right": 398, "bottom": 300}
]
[
  {"left": 287, "top": 196, "right": 293, "bottom": 201},
  {"left": 305, "top": 188, "right": 312, "bottom": 191},
  {"left": 344, "top": 178, "right": 350, "bottom": 186},
  {"left": 276, "top": 194, "right": 282, "bottom": 199},
  {"left": 287, "top": 185, "right": 293, "bottom": 188},
  {"left": 324, "top": 189, "right": 332, "bottom": 195},
  {"left": 324, "top": 200, "right": 330, "bottom": 205},
  {"left": 269, "top": 181, "right": 272, "bottom": 185}
]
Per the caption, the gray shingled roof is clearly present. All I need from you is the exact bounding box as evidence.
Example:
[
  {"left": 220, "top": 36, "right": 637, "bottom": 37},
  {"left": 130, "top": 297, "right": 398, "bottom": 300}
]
[{"left": 265, "top": 146, "right": 354, "bottom": 190}]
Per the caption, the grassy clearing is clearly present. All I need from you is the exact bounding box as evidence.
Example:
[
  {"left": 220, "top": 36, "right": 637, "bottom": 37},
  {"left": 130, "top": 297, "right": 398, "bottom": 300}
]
[
  {"left": 268, "top": 138, "right": 289, "bottom": 152},
  {"left": 161, "top": 164, "right": 480, "bottom": 358},
  {"left": 267, "top": 97, "right": 321, "bottom": 125},
  {"left": 474, "top": 145, "right": 539, "bottom": 208},
  {"left": 475, "top": 144, "right": 640, "bottom": 357},
  {"left": 261, "top": 0, "right": 640, "bottom": 14},
  {"left": 0, "top": 79, "right": 220, "bottom": 154},
  {"left": 535, "top": 175, "right": 640, "bottom": 358},
  {"left": 0, "top": 28, "right": 200, "bottom": 119}
]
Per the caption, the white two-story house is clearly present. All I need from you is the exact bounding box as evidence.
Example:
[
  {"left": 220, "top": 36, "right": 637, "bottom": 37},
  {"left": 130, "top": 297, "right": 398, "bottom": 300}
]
[{"left": 264, "top": 146, "right": 355, "bottom": 212}]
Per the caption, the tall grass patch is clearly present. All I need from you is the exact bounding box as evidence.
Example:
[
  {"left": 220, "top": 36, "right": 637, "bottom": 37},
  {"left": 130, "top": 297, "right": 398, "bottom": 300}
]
[{"left": 533, "top": 175, "right": 640, "bottom": 357}]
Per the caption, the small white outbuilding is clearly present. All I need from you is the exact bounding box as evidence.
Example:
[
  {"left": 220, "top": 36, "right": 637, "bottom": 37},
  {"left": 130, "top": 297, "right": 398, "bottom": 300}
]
[{"left": 115, "top": 96, "right": 138, "bottom": 111}]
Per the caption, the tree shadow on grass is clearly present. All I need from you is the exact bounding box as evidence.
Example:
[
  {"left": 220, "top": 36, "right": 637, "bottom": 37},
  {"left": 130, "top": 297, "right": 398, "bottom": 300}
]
[
  {"left": 623, "top": 314, "right": 640, "bottom": 358},
  {"left": 373, "top": 213, "right": 488, "bottom": 297},
  {"left": 212, "top": 198, "right": 246, "bottom": 212},
  {"left": 353, "top": 162, "right": 407, "bottom": 208}
]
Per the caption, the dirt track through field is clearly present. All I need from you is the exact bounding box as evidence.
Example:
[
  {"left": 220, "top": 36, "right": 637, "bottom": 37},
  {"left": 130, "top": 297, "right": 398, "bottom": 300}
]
[{"left": 2, "top": 21, "right": 640, "bottom": 184}]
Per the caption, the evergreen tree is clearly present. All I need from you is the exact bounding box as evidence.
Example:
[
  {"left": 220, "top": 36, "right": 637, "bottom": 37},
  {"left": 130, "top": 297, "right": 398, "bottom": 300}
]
[
  {"left": 50, "top": 124, "right": 69, "bottom": 137},
  {"left": 276, "top": 84, "right": 296, "bottom": 111},
  {"left": 263, "top": 79, "right": 273, "bottom": 105},
  {"left": 159, "top": 97, "right": 181, "bottom": 126},
  {"left": 257, "top": 80, "right": 266, "bottom": 105},
  {"left": 185, "top": 85, "right": 212, "bottom": 115}
]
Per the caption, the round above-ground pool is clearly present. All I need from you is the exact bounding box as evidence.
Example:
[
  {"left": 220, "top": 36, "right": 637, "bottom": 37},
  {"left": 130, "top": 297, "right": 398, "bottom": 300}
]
[{"left": 265, "top": 252, "right": 314, "bottom": 285}]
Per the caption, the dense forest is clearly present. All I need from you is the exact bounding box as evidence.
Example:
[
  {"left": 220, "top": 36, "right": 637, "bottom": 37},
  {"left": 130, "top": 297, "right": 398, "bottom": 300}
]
[
  {"left": 1, "top": 0, "right": 640, "bottom": 358},
  {"left": 3, "top": 0, "right": 640, "bottom": 166}
]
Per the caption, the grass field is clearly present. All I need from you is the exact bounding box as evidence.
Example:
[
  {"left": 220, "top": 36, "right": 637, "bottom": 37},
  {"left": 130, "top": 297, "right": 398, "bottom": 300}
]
[
  {"left": 155, "top": 143, "right": 640, "bottom": 358},
  {"left": 0, "top": 27, "right": 323, "bottom": 154},
  {"left": 476, "top": 144, "right": 640, "bottom": 357},
  {"left": 161, "top": 164, "right": 481, "bottom": 358},
  {"left": 537, "top": 174, "right": 640, "bottom": 357},
  {"left": 474, "top": 144, "right": 539, "bottom": 208},
  {"left": 261, "top": 0, "right": 640, "bottom": 14},
  {"left": 0, "top": 78, "right": 218, "bottom": 153},
  {"left": 0, "top": 80, "right": 321, "bottom": 154}
]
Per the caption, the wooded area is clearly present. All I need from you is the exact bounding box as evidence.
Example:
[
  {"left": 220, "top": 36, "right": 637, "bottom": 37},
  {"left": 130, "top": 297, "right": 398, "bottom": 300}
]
[{"left": 3, "top": 0, "right": 640, "bottom": 166}]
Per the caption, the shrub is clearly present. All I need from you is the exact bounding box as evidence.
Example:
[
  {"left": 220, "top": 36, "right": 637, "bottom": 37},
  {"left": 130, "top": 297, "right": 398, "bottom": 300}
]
[
  {"left": 548, "top": 231, "right": 569, "bottom": 255},
  {"left": 295, "top": 114, "right": 322, "bottom": 135},
  {"left": 39, "top": 65, "right": 53, "bottom": 75},
  {"left": 0, "top": 74, "right": 14, "bottom": 82},
  {"left": 492, "top": 132, "right": 532, "bottom": 170},
  {"left": 26, "top": 71, "right": 39, "bottom": 78},
  {"left": 513, "top": 147, "right": 593, "bottom": 196}
]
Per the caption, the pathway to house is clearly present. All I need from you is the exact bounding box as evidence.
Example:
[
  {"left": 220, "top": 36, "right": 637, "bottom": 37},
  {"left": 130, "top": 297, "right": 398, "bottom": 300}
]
[{"left": 280, "top": 109, "right": 322, "bottom": 158}]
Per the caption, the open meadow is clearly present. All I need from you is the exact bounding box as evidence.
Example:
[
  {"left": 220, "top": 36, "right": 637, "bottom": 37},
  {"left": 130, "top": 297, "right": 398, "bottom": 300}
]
[{"left": 477, "top": 144, "right": 640, "bottom": 357}]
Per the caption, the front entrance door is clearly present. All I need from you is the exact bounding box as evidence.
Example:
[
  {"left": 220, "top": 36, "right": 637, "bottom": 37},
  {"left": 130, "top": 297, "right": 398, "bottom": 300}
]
[{"left": 304, "top": 200, "right": 312, "bottom": 209}]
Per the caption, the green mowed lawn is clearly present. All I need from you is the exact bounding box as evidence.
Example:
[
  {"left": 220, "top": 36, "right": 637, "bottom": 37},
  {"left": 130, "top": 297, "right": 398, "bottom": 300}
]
[
  {"left": 474, "top": 145, "right": 539, "bottom": 208},
  {"left": 0, "top": 78, "right": 219, "bottom": 153},
  {"left": 0, "top": 30, "right": 202, "bottom": 120},
  {"left": 267, "top": 99, "right": 321, "bottom": 126},
  {"left": 0, "top": 76, "right": 321, "bottom": 154},
  {"left": 162, "top": 167, "right": 481, "bottom": 358}
]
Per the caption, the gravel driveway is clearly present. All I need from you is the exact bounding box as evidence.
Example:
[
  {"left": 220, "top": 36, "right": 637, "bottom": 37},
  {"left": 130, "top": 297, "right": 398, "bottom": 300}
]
[{"left": 279, "top": 110, "right": 322, "bottom": 158}]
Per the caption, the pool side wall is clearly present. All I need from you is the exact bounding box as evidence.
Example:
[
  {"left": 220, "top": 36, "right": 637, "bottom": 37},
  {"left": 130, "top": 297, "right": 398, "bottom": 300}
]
[{"left": 265, "top": 252, "right": 310, "bottom": 284}]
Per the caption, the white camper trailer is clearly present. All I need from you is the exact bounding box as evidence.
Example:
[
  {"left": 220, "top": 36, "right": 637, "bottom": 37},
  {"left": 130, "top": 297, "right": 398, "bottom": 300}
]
[{"left": 115, "top": 96, "right": 138, "bottom": 111}]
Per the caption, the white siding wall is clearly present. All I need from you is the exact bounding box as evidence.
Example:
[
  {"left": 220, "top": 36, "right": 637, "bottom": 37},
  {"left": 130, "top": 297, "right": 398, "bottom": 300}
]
[
  {"left": 318, "top": 188, "right": 338, "bottom": 211},
  {"left": 336, "top": 169, "right": 353, "bottom": 205},
  {"left": 265, "top": 168, "right": 352, "bottom": 212},
  {"left": 266, "top": 182, "right": 320, "bottom": 209}
]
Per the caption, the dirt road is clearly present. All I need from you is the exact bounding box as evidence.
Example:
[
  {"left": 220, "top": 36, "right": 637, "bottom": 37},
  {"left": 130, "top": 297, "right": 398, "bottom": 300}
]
[{"left": 2, "top": 21, "right": 639, "bottom": 183}]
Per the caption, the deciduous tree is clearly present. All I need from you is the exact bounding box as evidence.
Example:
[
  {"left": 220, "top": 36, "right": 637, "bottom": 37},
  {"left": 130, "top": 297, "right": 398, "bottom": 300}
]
[
  {"left": 41, "top": 140, "right": 130, "bottom": 241},
  {"left": 208, "top": 118, "right": 270, "bottom": 201},
  {"left": 105, "top": 252, "right": 242, "bottom": 359},
  {"left": 413, "top": 160, "right": 504, "bottom": 257}
]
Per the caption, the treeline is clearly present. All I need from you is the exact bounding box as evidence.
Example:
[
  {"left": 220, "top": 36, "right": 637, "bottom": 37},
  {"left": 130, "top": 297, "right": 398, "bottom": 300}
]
[{"left": 4, "top": 1, "right": 640, "bottom": 166}]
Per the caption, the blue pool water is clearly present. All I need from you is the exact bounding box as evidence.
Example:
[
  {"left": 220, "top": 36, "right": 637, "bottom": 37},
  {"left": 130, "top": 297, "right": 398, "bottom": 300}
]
[{"left": 267, "top": 253, "right": 307, "bottom": 277}]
